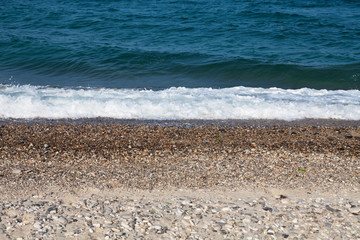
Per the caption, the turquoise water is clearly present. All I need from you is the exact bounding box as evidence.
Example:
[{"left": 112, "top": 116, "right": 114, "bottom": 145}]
[{"left": 1, "top": 0, "right": 360, "bottom": 90}]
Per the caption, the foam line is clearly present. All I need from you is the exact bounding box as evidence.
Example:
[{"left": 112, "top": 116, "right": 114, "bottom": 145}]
[{"left": 0, "top": 85, "right": 359, "bottom": 120}]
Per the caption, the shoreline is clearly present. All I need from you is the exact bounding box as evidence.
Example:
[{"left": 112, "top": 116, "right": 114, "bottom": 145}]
[{"left": 1, "top": 117, "right": 360, "bottom": 127}]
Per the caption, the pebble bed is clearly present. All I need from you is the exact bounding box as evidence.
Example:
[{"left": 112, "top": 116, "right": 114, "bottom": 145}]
[
  {"left": 0, "top": 189, "right": 359, "bottom": 240},
  {"left": 0, "top": 121, "right": 359, "bottom": 239}
]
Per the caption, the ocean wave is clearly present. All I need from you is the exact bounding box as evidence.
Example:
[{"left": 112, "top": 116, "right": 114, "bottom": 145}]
[
  {"left": 1, "top": 46, "right": 360, "bottom": 90},
  {"left": 1, "top": 0, "right": 360, "bottom": 90},
  {"left": 1, "top": 84, "right": 359, "bottom": 120}
]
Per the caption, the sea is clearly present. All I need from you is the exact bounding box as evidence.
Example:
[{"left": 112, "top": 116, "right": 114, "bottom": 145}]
[{"left": 1, "top": 0, "right": 360, "bottom": 120}]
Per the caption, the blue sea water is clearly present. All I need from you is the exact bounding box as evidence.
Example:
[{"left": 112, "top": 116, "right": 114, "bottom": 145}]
[{"left": 0, "top": 0, "right": 360, "bottom": 120}]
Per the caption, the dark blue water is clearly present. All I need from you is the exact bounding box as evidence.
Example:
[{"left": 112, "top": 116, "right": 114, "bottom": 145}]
[{"left": 1, "top": 0, "right": 360, "bottom": 90}]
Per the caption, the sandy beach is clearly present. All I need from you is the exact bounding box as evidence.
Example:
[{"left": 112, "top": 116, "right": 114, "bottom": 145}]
[{"left": 0, "top": 119, "right": 359, "bottom": 239}]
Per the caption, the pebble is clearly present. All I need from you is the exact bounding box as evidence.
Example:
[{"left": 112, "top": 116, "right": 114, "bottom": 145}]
[
  {"left": 93, "top": 223, "right": 101, "bottom": 228},
  {"left": 11, "top": 169, "right": 22, "bottom": 174},
  {"left": 33, "top": 222, "right": 42, "bottom": 229},
  {"left": 222, "top": 207, "right": 231, "bottom": 212},
  {"left": 349, "top": 207, "right": 360, "bottom": 215},
  {"left": 243, "top": 218, "right": 251, "bottom": 224}
]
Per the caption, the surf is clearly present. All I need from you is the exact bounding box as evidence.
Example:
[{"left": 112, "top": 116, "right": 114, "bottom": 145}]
[{"left": 1, "top": 84, "right": 359, "bottom": 120}]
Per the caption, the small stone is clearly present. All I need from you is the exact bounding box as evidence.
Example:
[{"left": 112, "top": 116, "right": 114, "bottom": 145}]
[
  {"left": 104, "top": 220, "right": 112, "bottom": 225},
  {"left": 46, "top": 206, "right": 58, "bottom": 215},
  {"left": 12, "top": 169, "right": 22, "bottom": 174},
  {"left": 325, "top": 205, "right": 340, "bottom": 213},
  {"left": 263, "top": 206, "right": 273, "bottom": 212},
  {"left": 154, "top": 225, "right": 162, "bottom": 230},
  {"left": 33, "top": 222, "right": 42, "bottom": 229},
  {"left": 71, "top": 202, "right": 81, "bottom": 208},
  {"left": 93, "top": 223, "right": 101, "bottom": 228},
  {"left": 324, "top": 222, "right": 332, "bottom": 227},
  {"left": 86, "top": 200, "right": 98, "bottom": 208},
  {"left": 121, "top": 222, "right": 130, "bottom": 230},
  {"left": 57, "top": 217, "right": 68, "bottom": 224},
  {"left": 349, "top": 207, "right": 360, "bottom": 215},
  {"left": 52, "top": 215, "right": 66, "bottom": 224},
  {"left": 243, "top": 218, "right": 251, "bottom": 224},
  {"left": 221, "top": 207, "right": 231, "bottom": 212},
  {"left": 345, "top": 134, "right": 353, "bottom": 139},
  {"left": 276, "top": 195, "right": 287, "bottom": 199},
  {"left": 224, "top": 224, "right": 233, "bottom": 229},
  {"left": 216, "top": 221, "right": 226, "bottom": 226},
  {"left": 114, "top": 232, "right": 126, "bottom": 236},
  {"left": 182, "top": 200, "right": 190, "bottom": 205}
]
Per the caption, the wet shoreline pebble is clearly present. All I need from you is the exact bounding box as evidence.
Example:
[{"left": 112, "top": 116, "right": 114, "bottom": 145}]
[{"left": 1, "top": 123, "right": 359, "bottom": 191}]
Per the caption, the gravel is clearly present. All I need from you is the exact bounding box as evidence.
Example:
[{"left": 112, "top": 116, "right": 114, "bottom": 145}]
[
  {"left": 0, "top": 189, "right": 359, "bottom": 239},
  {"left": 0, "top": 121, "right": 359, "bottom": 239}
]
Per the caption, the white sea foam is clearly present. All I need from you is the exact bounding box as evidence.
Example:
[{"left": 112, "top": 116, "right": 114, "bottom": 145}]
[{"left": 0, "top": 84, "right": 359, "bottom": 120}]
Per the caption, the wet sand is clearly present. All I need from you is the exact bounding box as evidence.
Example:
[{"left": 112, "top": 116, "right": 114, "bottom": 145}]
[{"left": 2, "top": 117, "right": 360, "bottom": 127}]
